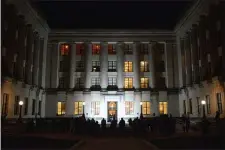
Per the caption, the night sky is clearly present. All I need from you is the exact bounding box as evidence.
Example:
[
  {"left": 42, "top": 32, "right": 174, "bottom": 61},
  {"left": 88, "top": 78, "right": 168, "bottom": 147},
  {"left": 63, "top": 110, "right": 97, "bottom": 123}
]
[{"left": 33, "top": 1, "right": 193, "bottom": 30}]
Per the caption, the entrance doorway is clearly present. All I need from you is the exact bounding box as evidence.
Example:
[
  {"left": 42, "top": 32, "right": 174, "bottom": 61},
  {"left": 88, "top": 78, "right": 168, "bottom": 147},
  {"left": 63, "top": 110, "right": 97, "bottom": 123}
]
[{"left": 107, "top": 101, "right": 117, "bottom": 122}]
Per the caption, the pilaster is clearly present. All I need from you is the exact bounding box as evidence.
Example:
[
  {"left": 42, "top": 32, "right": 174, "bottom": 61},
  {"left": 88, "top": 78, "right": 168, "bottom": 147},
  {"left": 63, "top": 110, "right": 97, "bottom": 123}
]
[
  {"left": 100, "top": 41, "right": 108, "bottom": 90},
  {"left": 117, "top": 42, "right": 124, "bottom": 90}
]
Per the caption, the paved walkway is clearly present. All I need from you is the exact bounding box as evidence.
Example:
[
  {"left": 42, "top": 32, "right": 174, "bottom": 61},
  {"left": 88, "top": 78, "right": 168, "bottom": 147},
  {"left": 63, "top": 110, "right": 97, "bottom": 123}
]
[{"left": 76, "top": 137, "right": 157, "bottom": 150}]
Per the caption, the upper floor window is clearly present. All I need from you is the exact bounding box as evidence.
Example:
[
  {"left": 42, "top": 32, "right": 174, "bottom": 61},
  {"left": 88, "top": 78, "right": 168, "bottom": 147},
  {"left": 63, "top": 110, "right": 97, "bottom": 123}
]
[
  {"left": 140, "top": 61, "right": 149, "bottom": 72},
  {"left": 76, "top": 61, "right": 84, "bottom": 72},
  {"left": 124, "top": 78, "right": 133, "bottom": 89},
  {"left": 108, "top": 61, "right": 117, "bottom": 72},
  {"left": 59, "top": 60, "right": 69, "bottom": 72},
  {"left": 92, "top": 61, "right": 100, "bottom": 72},
  {"left": 92, "top": 44, "right": 100, "bottom": 55},
  {"left": 108, "top": 44, "right": 116, "bottom": 54},
  {"left": 91, "top": 77, "right": 100, "bottom": 86},
  {"left": 140, "top": 44, "right": 149, "bottom": 54},
  {"left": 124, "top": 44, "right": 133, "bottom": 54},
  {"left": 59, "top": 77, "right": 66, "bottom": 88},
  {"left": 140, "top": 78, "right": 149, "bottom": 88},
  {"left": 75, "top": 77, "right": 84, "bottom": 88},
  {"left": 76, "top": 43, "right": 85, "bottom": 55},
  {"left": 124, "top": 61, "right": 133, "bottom": 72},
  {"left": 60, "top": 44, "right": 70, "bottom": 56}
]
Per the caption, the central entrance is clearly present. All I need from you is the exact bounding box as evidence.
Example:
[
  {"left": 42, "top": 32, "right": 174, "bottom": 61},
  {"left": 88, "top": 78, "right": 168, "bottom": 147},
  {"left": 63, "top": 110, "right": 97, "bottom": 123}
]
[{"left": 107, "top": 101, "right": 117, "bottom": 122}]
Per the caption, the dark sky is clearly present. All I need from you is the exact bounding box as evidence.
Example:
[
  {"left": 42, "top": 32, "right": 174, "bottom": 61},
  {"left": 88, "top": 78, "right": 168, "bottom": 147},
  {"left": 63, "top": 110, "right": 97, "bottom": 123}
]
[{"left": 33, "top": 1, "right": 193, "bottom": 30}]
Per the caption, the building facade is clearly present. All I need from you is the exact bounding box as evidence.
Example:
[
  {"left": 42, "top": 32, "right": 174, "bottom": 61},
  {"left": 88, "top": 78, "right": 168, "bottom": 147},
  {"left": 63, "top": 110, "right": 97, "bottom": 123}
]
[{"left": 1, "top": 0, "right": 225, "bottom": 121}]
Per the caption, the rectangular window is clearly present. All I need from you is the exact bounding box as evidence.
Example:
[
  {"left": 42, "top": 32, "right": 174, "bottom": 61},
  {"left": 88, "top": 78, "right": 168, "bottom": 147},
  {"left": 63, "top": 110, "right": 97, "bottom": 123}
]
[
  {"left": 189, "top": 99, "right": 192, "bottom": 114},
  {"left": 91, "top": 78, "right": 100, "bottom": 86},
  {"left": 92, "top": 44, "right": 100, "bottom": 55},
  {"left": 206, "top": 95, "right": 211, "bottom": 114},
  {"left": 75, "top": 77, "right": 84, "bottom": 88},
  {"left": 108, "top": 44, "right": 116, "bottom": 54},
  {"left": 216, "top": 93, "right": 223, "bottom": 113},
  {"left": 14, "top": 96, "right": 20, "bottom": 115},
  {"left": 76, "top": 43, "right": 84, "bottom": 55},
  {"left": 59, "top": 77, "right": 65, "bottom": 88},
  {"left": 2, "top": 93, "right": 9, "bottom": 115},
  {"left": 196, "top": 97, "right": 200, "bottom": 115},
  {"left": 142, "top": 101, "right": 150, "bottom": 115},
  {"left": 124, "top": 78, "right": 133, "bottom": 89},
  {"left": 74, "top": 102, "right": 83, "bottom": 115},
  {"left": 183, "top": 100, "right": 186, "bottom": 114},
  {"left": 59, "top": 60, "right": 69, "bottom": 72},
  {"left": 76, "top": 61, "right": 84, "bottom": 72},
  {"left": 108, "top": 61, "right": 117, "bottom": 72},
  {"left": 57, "top": 102, "right": 66, "bottom": 115},
  {"left": 140, "top": 61, "right": 149, "bottom": 72},
  {"left": 38, "top": 101, "right": 42, "bottom": 115},
  {"left": 60, "top": 44, "right": 70, "bottom": 56},
  {"left": 140, "top": 44, "right": 149, "bottom": 54},
  {"left": 91, "top": 101, "right": 100, "bottom": 115},
  {"left": 125, "top": 101, "right": 134, "bottom": 115},
  {"left": 140, "top": 78, "right": 149, "bottom": 88},
  {"left": 92, "top": 61, "right": 100, "bottom": 72},
  {"left": 124, "top": 44, "right": 133, "bottom": 54},
  {"left": 24, "top": 97, "right": 28, "bottom": 115},
  {"left": 159, "top": 102, "right": 168, "bottom": 114},
  {"left": 124, "top": 61, "right": 133, "bottom": 72},
  {"left": 32, "top": 99, "right": 36, "bottom": 115},
  {"left": 108, "top": 77, "right": 117, "bottom": 86}
]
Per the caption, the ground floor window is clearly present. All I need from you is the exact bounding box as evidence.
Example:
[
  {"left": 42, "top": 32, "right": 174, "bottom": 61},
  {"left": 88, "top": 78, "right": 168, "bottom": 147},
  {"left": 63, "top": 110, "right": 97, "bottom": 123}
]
[
  {"left": 142, "top": 101, "right": 150, "bottom": 115},
  {"left": 125, "top": 101, "right": 134, "bottom": 115},
  {"left": 159, "top": 102, "right": 168, "bottom": 114},
  {"left": 91, "top": 101, "right": 100, "bottom": 115},
  {"left": 216, "top": 93, "right": 223, "bottom": 113},
  {"left": 57, "top": 102, "right": 65, "bottom": 115},
  {"left": 14, "top": 96, "right": 20, "bottom": 115},
  {"left": 74, "top": 101, "right": 83, "bottom": 115},
  {"left": 2, "top": 93, "right": 9, "bottom": 115}
]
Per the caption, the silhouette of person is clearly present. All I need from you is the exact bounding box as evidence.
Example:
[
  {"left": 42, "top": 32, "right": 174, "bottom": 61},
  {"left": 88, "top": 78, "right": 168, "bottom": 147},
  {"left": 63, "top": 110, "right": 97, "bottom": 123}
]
[{"left": 119, "top": 118, "right": 125, "bottom": 130}]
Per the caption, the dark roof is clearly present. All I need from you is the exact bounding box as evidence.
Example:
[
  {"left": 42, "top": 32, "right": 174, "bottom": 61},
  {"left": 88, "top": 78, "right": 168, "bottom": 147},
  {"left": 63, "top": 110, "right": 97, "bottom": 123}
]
[{"left": 33, "top": 1, "right": 193, "bottom": 30}]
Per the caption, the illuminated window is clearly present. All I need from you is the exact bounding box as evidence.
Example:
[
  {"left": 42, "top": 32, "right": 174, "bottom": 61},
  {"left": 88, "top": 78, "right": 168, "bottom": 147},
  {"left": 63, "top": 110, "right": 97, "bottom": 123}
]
[
  {"left": 159, "top": 102, "right": 168, "bottom": 114},
  {"left": 206, "top": 95, "right": 211, "bottom": 114},
  {"left": 2, "top": 93, "right": 9, "bottom": 115},
  {"left": 140, "top": 61, "right": 149, "bottom": 72},
  {"left": 108, "top": 44, "right": 116, "bottom": 54},
  {"left": 91, "top": 101, "right": 100, "bottom": 115},
  {"left": 140, "top": 44, "right": 149, "bottom": 54},
  {"left": 108, "top": 61, "right": 117, "bottom": 72},
  {"left": 92, "top": 44, "right": 100, "bottom": 55},
  {"left": 140, "top": 78, "right": 149, "bottom": 88},
  {"left": 124, "top": 78, "right": 133, "bottom": 89},
  {"left": 74, "top": 102, "right": 83, "bottom": 115},
  {"left": 124, "top": 44, "right": 133, "bottom": 54},
  {"left": 76, "top": 61, "right": 84, "bottom": 72},
  {"left": 57, "top": 102, "right": 65, "bottom": 115},
  {"left": 125, "top": 101, "right": 134, "bottom": 115},
  {"left": 92, "top": 61, "right": 100, "bottom": 72},
  {"left": 60, "top": 44, "right": 70, "bottom": 56},
  {"left": 76, "top": 43, "right": 84, "bottom": 55},
  {"left": 142, "top": 101, "right": 150, "bottom": 115},
  {"left": 124, "top": 61, "right": 133, "bottom": 72}
]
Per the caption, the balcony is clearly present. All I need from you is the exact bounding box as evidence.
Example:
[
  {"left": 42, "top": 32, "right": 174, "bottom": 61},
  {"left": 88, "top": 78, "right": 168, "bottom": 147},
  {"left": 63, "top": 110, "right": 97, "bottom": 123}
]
[
  {"left": 107, "top": 85, "right": 118, "bottom": 91},
  {"left": 90, "top": 85, "right": 101, "bottom": 91},
  {"left": 108, "top": 69, "right": 117, "bottom": 72},
  {"left": 92, "top": 67, "right": 100, "bottom": 72}
]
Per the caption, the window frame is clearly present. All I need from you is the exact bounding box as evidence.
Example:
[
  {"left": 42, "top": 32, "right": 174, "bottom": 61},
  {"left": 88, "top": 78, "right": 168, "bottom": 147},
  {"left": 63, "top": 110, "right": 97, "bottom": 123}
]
[
  {"left": 74, "top": 101, "right": 83, "bottom": 115},
  {"left": 140, "top": 61, "right": 149, "bottom": 72},
  {"left": 92, "top": 61, "right": 100, "bottom": 72},
  {"left": 140, "top": 44, "right": 149, "bottom": 54},
  {"left": 76, "top": 61, "right": 84, "bottom": 72},
  {"left": 124, "top": 61, "right": 133, "bottom": 72},
  {"left": 75, "top": 77, "right": 84, "bottom": 88},
  {"left": 91, "top": 101, "right": 100, "bottom": 115},
  {"left": 142, "top": 101, "right": 150, "bottom": 115},
  {"left": 206, "top": 95, "right": 211, "bottom": 114},
  {"left": 140, "top": 77, "right": 149, "bottom": 88},
  {"left": 60, "top": 44, "right": 70, "bottom": 56},
  {"left": 124, "top": 44, "right": 133, "bottom": 54},
  {"left": 2, "top": 93, "right": 9, "bottom": 115},
  {"left": 92, "top": 44, "right": 100, "bottom": 55},
  {"left": 14, "top": 96, "right": 20, "bottom": 115},
  {"left": 76, "top": 43, "right": 85, "bottom": 55},
  {"left": 216, "top": 93, "right": 223, "bottom": 114},
  {"left": 125, "top": 101, "right": 134, "bottom": 115},
  {"left": 108, "top": 44, "right": 116, "bottom": 54},
  {"left": 159, "top": 102, "right": 168, "bottom": 115},
  {"left": 57, "top": 101, "right": 66, "bottom": 116},
  {"left": 108, "top": 77, "right": 117, "bottom": 86},
  {"left": 124, "top": 77, "right": 133, "bottom": 89},
  {"left": 108, "top": 61, "right": 117, "bottom": 72},
  {"left": 91, "top": 77, "right": 100, "bottom": 86}
]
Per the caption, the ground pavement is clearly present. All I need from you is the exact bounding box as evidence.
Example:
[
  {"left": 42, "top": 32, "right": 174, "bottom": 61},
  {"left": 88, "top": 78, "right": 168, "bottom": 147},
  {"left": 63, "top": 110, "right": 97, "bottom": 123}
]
[{"left": 75, "top": 136, "right": 158, "bottom": 150}]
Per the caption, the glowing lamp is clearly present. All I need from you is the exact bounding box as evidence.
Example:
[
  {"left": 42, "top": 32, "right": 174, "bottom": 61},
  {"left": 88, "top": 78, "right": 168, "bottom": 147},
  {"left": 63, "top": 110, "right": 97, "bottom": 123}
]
[
  {"left": 201, "top": 100, "right": 206, "bottom": 105},
  {"left": 19, "top": 101, "right": 24, "bottom": 106}
]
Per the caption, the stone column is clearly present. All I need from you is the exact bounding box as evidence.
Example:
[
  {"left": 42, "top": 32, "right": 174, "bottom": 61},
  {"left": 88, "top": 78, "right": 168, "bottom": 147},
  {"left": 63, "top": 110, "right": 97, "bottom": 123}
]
[
  {"left": 69, "top": 43, "right": 76, "bottom": 89},
  {"left": 151, "top": 93, "right": 159, "bottom": 116},
  {"left": 84, "top": 42, "right": 92, "bottom": 90},
  {"left": 17, "top": 15, "right": 26, "bottom": 80},
  {"left": 51, "top": 42, "right": 60, "bottom": 88},
  {"left": 184, "top": 35, "right": 191, "bottom": 85},
  {"left": 116, "top": 42, "right": 124, "bottom": 90},
  {"left": 133, "top": 42, "right": 140, "bottom": 90},
  {"left": 100, "top": 42, "right": 108, "bottom": 91},
  {"left": 165, "top": 42, "right": 174, "bottom": 88},
  {"left": 176, "top": 36, "right": 184, "bottom": 87},
  {"left": 33, "top": 33, "right": 40, "bottom": 86},
  {"left": 25, "top": 24, "right": 34, "bottom": 84},
  {"left": 149, "top": 43, "right": 155, "bottom": 88}
]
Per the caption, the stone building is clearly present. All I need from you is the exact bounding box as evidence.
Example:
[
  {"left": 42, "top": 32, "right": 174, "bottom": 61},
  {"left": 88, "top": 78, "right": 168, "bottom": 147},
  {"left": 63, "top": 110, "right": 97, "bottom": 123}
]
[{"left": 1, "top": 0, "right": 225, "bottom": 122}]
